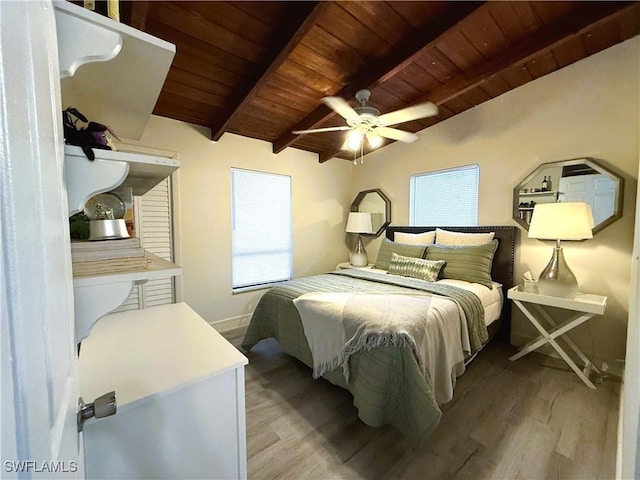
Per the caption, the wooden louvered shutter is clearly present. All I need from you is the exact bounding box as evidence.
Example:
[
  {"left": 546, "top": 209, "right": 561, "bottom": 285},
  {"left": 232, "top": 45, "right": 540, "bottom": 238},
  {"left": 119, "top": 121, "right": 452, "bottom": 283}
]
[{"left": 114, "top": 177, "right": 175, "bottom": 311}]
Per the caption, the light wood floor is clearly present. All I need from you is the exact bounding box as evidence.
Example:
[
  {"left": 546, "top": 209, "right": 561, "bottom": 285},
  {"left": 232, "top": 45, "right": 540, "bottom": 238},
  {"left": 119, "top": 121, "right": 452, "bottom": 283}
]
[{"left": 222, "top": 327, "right": 620, "bottom": 480}]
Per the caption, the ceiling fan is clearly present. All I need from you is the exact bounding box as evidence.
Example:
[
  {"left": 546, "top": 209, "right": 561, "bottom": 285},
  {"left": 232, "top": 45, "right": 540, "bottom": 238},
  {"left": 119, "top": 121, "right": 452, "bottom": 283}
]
[{"left": 293, "top": 89, "right": 438, "bottom": 151}]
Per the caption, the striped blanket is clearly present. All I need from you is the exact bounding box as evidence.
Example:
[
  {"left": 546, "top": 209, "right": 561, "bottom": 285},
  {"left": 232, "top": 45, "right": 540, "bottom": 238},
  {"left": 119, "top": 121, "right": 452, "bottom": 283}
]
[{"left": 242, "top": 269, "right": 487, "bottom": 446}]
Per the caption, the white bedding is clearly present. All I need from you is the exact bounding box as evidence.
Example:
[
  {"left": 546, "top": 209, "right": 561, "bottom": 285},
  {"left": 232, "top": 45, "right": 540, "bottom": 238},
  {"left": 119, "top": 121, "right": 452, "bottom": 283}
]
[
  {"left": 367, "top": 267, "right": 504, "bottom": 325},
  {"left": 436, "top": 279, "right": 503, "bottom": 325}
]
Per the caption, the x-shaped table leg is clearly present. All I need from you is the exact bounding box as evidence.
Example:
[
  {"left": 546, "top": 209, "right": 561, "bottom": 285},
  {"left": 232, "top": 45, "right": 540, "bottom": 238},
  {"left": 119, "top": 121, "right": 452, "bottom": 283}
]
[{"left": 509, "top": 299, "right": 597, "bottom": 389}]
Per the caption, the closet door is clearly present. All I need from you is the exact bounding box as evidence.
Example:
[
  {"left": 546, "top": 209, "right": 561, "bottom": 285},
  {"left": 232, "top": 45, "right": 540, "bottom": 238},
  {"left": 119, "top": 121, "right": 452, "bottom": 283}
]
[{"left": 115, "top": 177, "right": 175, "bottom": 311}]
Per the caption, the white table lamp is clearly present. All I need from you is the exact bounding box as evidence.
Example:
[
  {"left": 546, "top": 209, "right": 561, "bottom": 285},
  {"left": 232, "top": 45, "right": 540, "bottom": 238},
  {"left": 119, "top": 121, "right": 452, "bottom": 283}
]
[
  {"left": 346, "top": 212, "right": 372, "bottom": 267},
  {"left": 528, "top": 202, "right": 594, "bottom": 298}
]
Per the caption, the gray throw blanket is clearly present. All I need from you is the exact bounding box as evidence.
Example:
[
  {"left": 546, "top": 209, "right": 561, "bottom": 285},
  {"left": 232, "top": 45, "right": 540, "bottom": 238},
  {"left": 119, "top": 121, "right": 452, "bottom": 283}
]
[
  {"left": 294, "top": 289, "right": 474, "bottom": 403},
  {"left": 294, "top": 292, "right": 442, "bottom": 382},
  {"left": 330, "top": 269, "right": 488, "bottom": 352}
]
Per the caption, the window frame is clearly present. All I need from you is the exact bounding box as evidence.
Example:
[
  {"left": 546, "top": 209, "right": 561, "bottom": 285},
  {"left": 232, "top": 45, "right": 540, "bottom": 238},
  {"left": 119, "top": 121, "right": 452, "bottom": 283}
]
[
  {"left": 231, "top": 168, "right": 292, "bottom": 292},
  {"left": 409, "top": 164, "right": 480, "bottom": 227}
]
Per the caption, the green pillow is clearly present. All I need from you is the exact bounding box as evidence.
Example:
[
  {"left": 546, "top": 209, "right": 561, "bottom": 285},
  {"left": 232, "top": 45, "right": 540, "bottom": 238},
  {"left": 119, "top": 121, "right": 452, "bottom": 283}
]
[
  {"left": 373, "top": 238, "right": 427, "bottom": 270},
  {"left": 425, "top": 240, "right": 498, "bottom": 289},
  {"left": 388, "top": 253, "right": 445, "bottom": 282}
]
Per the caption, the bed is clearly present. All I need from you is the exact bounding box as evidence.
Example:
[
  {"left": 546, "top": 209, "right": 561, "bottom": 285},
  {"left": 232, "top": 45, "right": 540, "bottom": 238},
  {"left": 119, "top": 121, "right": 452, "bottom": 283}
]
[{"left": 242, "top": 225, "right": 516, "bottom": 445}]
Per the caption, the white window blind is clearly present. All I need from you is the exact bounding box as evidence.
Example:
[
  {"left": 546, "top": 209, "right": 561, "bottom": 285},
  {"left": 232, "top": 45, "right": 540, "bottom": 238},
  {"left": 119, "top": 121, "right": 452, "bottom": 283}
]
[
  {"left": 232, "top": 168, "right": 292, "bottom": 290},
  {"left": 410, "top": 164, "right": 479, "bottom": 226}
]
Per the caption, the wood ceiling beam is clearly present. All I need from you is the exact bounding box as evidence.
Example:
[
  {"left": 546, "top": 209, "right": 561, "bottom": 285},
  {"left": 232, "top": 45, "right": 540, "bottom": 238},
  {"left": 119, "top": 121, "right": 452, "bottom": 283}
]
[
  {"left": 318, "top": 148, "right": 347, "bottom": 164},
  {"left": 128, "top": 1, "right": 150, "bottom": 31},
  {"left": 273, "top": 2, "right": 485, "bottom": 155},
  {"left": 427, "top": 1, "right": 638, "bottom": 106},
  {"left": 318, "top": 0, "right": 637, "bottom": 163},
  {"left": 209, "top": 1, "right": 328, "bottom": 142}
]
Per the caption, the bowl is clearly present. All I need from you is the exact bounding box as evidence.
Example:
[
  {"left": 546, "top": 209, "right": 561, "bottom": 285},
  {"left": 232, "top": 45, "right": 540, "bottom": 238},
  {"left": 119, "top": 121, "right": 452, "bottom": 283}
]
[{"left": 88, "top": 219, "right": 130, "bottom": 241}]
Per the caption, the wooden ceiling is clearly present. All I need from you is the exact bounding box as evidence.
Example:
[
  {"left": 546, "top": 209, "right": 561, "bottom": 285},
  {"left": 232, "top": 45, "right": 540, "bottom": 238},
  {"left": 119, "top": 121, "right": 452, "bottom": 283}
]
[{"left": 120, "top": 1, "right": 640, "bottom": 162}]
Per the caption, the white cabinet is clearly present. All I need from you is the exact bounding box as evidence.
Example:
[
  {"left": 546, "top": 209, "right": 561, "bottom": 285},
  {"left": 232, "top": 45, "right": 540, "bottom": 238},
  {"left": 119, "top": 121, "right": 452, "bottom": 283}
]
[
  {"left": 79, "top": 303, "right": 248, "bottom": 479},
  {"left": 54, "top": 3, "right": 248, "bottom": 478}
]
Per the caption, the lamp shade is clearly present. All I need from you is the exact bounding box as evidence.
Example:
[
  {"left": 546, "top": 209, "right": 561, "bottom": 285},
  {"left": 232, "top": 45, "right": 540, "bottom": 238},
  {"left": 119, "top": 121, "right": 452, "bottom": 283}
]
[
  {"left": 346, "top": 212, "right": 372, "bottom": 234},
  {"left": 528, "top": 202, "right": 594, "bottom": 240}
]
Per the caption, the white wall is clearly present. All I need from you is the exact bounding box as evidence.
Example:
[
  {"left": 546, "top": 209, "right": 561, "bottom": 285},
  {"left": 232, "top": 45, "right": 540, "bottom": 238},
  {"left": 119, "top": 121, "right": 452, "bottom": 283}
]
[
  {"left": 352, "top": 37, "right": 640, "bottom": 371},
  {"left": 620, "top": 158, "right": 640, "bottom": 478},
  {"left": 125, "top": 37, "right": 638, "bottom": 369},
  {"left": 124, "top": 121, "right": 354, "bottom": 330}
]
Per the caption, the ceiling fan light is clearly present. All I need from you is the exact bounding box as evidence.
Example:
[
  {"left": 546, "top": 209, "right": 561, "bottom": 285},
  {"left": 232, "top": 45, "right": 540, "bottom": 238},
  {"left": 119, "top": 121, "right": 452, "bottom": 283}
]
[
  {"left": 347, "top": 129, "right": 363, "bottom": 151},
  {"left": 366, "top": 132, "right": 382, "bottom": 149}
]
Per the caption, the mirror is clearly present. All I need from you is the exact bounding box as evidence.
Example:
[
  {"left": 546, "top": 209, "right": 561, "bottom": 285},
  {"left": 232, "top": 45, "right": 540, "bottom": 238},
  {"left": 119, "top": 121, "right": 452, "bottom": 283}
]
[
  {"left": 513, "top": 157, "right": 623, "bottom": 233},
  {"left": 351, "top": 188, "right": 391, "bottom": 237}
]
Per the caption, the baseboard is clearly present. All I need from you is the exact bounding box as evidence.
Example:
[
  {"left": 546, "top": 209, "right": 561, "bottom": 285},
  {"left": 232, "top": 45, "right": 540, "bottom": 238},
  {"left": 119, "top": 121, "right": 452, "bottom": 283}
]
[
  {"left": 208, "top": 313, "right": 251, "bottom": 333},
  {"left": 511, "top": 331, "right": 624, "bottom": 379}
]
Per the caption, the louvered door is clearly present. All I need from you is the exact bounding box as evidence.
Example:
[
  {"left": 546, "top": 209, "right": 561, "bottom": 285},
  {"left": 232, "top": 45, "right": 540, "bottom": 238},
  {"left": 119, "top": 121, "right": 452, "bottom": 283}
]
[{"left": 115, "top": 177, "right": 174, "bottom": 311}]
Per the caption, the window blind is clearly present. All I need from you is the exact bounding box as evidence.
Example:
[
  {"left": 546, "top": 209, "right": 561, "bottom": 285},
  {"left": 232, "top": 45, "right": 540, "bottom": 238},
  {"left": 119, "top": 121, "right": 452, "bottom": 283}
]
[
  {"left": 231, "top": 168, "right": 292, "bottom": 290},
  {"left": 410, "top": 164, "right": 479, "bottom": 226}
]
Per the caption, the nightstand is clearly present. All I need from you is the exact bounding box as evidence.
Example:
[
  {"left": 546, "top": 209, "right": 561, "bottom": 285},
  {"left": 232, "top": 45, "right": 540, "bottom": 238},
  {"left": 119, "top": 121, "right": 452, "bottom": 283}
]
[
  {"left": 336, "top": 262, "right": 373, "bottom": 270},
  {"left": 508, "top": 286, "right": 607, "bottom": 389}
]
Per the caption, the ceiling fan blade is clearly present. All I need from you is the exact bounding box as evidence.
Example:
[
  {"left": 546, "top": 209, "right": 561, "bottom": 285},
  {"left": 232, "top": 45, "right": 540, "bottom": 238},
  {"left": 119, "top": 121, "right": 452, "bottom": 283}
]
[
  {"left": 322, "top": 96, "right": 360, "bottom": 121},
  {"left": 378, "top": 102, "right": 438, "bottom": 126},
  {"left": 375, "top": 126, "right": 420, "bottom": 143},
  {"left": 292, "top": 126, "right": 353, "bottom": 134}
]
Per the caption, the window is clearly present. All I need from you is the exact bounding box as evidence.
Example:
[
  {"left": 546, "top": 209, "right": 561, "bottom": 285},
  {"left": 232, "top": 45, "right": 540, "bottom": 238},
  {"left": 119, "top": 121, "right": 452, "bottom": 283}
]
[
  {"left": 410, "top": 164, "right": 479, "bottom": 226},
  {"left": 231, "top": 168, "right": 292, "bottom": 290}
]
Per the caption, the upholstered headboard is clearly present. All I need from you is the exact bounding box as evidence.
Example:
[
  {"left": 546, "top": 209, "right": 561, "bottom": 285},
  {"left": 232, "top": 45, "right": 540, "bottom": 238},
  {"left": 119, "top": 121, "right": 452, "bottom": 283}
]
[{"left": 386, "top": 225, "right": 518, "bottom": 341}]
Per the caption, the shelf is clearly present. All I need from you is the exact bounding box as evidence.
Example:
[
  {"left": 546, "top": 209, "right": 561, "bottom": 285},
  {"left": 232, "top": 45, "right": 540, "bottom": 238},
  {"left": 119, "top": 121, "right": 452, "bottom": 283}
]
[
  {"left": 65, "top": 145, "right": 180, "bottom": 215},
  {"left": 55, "top": 2, "right": 182, "bottom": 342},
  {"left": 54, "top": 1, "right": 176, "bottom": 140},
  {"left": 74, "top": 252, "right": 182, "bottom": 343},
  {"left": 507, "top": 286, "right": 607, "bottom": 315},
  {"left": 519, "top": 191, "right": 558, "bottom": 196}
]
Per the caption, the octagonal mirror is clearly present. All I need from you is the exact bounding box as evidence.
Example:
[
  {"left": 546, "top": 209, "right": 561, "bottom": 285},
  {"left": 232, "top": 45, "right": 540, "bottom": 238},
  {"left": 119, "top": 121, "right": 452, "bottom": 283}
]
[
  {"left": 350, "top": 188, "right": 391, "bottom": 237},
  {"left": 513, "top": 157, "right": 623, "bottom": 234}
]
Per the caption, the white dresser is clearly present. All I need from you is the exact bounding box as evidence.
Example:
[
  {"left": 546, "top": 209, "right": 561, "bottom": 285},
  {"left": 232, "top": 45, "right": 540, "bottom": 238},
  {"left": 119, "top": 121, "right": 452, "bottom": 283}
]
[{"left": 79, "top": 303, "right": 248, "bottom": 479}]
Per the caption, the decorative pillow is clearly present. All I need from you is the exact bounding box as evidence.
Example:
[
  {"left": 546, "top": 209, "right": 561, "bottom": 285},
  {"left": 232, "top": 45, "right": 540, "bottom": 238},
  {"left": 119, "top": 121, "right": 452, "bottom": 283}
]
[
  {"left": 388, "top": 253, "right": 445, "bottom": 282},
  {"left": 425, "top": 240, "right": 498, "bottom": 289},
  {"left": 373, "top": 238, "right": 427, "bottom": 270},
  {"left": 435, "top": 228, "right": 495, "bottom": 246},
  {"left": 394, "top": 231, "right": 436, "bottom": 245}
]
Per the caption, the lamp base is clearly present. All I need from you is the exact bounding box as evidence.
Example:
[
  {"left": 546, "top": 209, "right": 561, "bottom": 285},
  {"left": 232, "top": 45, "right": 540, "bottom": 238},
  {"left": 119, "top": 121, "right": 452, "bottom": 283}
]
[
  {"left": 350, "top": 235, "right": 368, "bottom": 267},
  {"left": 537, "top": 246, "right": 578, "bottom": 299}
]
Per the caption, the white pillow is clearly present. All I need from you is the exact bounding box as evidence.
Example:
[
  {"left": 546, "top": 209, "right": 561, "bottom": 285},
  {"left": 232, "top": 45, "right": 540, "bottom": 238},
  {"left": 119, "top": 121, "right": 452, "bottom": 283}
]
[
  {"left": 394, "top": 231, "right": 436, "bottom": 245},
  {"left": 435, "top": 228, "right": 495, "bottom": 246}
]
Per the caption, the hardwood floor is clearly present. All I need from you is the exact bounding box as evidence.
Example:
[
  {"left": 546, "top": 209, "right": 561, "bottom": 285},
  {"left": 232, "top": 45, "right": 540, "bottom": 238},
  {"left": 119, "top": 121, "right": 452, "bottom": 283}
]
[{"left": 222, "top": 327, "right": 620, "bottom": 480}]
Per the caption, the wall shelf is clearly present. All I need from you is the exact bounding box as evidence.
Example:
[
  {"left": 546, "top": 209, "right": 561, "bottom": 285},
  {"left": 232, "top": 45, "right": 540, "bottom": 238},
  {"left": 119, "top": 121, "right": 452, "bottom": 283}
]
[
  {"left": 519, "top": 191, "right": 559, "bottom": 197},
  {"left": 74, "top": 253, "right": 182, "bottom": 342},
  {"left": 54, "top": 1, "right": 176, "bottom": 140},
  {"left": 54, "top": 1, "right": 182, "bottom": 341},
  {"left": 65, "top": 145, "right": 180, "bottom": 216}
]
